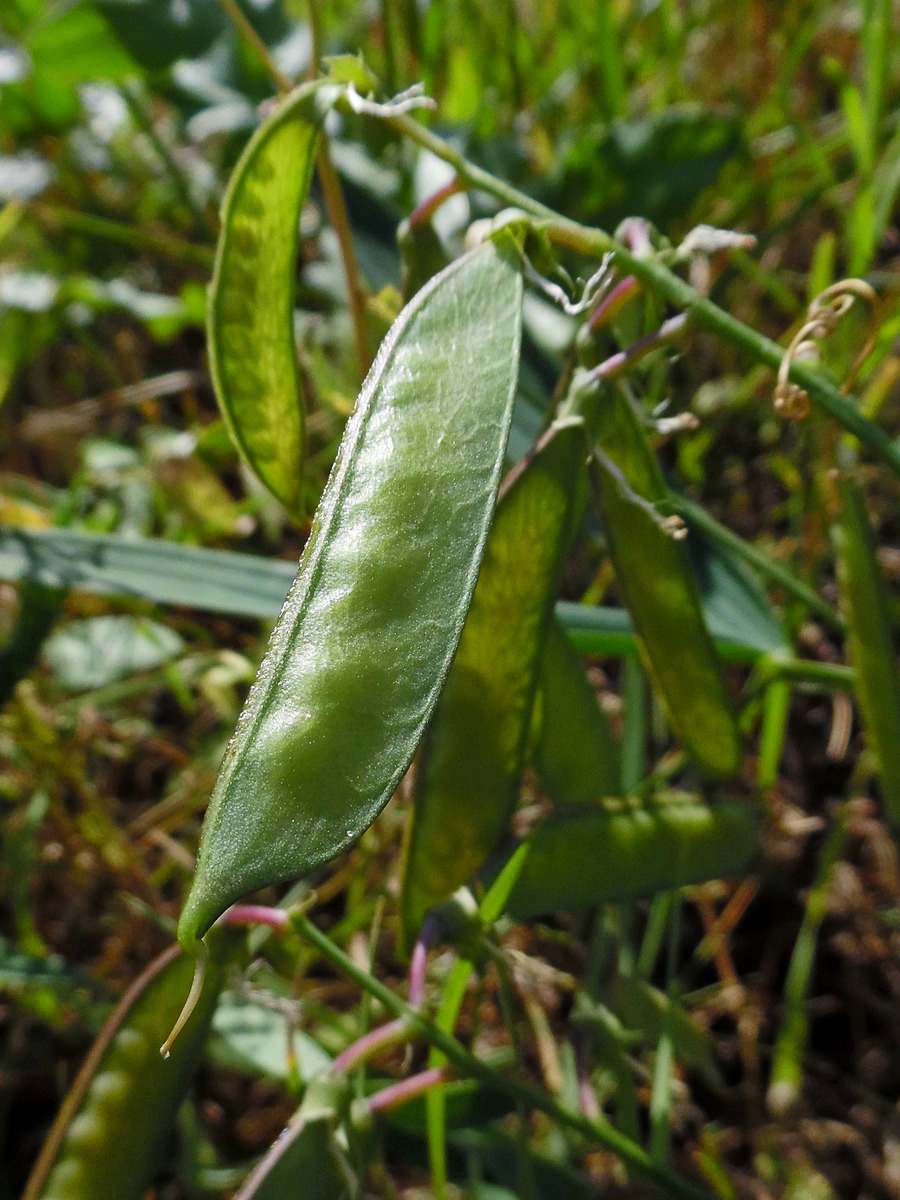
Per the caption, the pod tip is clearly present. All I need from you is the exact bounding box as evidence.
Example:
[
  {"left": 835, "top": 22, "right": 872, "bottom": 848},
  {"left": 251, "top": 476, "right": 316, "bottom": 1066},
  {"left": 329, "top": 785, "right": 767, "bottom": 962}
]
[{"left": 160, "top": 950, "right": 207, "bottom": 1060}]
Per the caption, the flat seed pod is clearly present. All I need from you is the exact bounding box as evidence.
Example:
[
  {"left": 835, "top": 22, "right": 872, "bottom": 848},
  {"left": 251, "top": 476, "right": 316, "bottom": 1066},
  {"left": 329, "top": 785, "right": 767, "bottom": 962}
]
[
  {"left": 400, "top": 421, "right": 586, "bottom": 943},
  {"left": 208, "top": 80, "right": 341, "bottom": 519},
  {"left": 532, "top": 617, "right": 621, "bottom": 805},
  {"left": 180, "top": 239, "right": 523, "bottom": 950},
  {"left": 233, "top": 1075, "right": 353, "bottom": 1200},
  {"left": 593, "top": 387, "right": 741, "bottom": 777},
  {"left": 506, "top": 791, "right": 759, "bottom": 918},
  {"left": 23, "top": 946, "right": 223, "bottom": 1200},
  {"left": 833, "top": 474, "right": 900, "bottom": 825}
]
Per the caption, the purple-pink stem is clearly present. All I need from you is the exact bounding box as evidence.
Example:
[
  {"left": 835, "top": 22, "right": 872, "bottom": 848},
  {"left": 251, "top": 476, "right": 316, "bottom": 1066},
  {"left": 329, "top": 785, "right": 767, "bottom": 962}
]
[
  {"left": 588, "top": 312, "right": 689, "bottom": 383},
  {"left": 220, "top": 904, "right": 290, "bottom": 932},
  {"left": 333, "top": 916, "right": 440, "bottom": 1074},
  {"left": 576, "top": 1036, "right": 600, "bottom": 1120},
  {"left": 332, "top": 1017, "right": 411, "bottom": 1075},
  {"left": 588, "top": 274, "right": 640, "bottom": 332},
  {"left": 408, "top": 914, "right": 438, "bottom": 1007},
  {"left": 367, "top": 1066, "right": 451, "bottom": 1115},
  {"left": 586, "top": 218, "right": 652, "bottom": 332},
  {"left": 407, "top": 176, "right": 462, "bottom": 228},
  {"left": 218, "top": 906, "right": 437, "bottom": 1080},
  {"left": 619, "top": 216, "right": 653, "bottom": 254}
]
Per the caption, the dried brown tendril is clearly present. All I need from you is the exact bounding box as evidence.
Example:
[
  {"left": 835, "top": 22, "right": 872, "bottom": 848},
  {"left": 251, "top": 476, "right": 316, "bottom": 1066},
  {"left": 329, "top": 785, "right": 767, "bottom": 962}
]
[{"left": 774, "top": 279, "right": 877, "bottom": 420}]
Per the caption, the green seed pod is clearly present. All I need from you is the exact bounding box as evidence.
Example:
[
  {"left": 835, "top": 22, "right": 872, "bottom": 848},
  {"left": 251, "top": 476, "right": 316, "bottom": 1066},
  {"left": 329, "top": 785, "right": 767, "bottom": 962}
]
[
  {"left": 833, "top": 474, "right": 900, "bottom": 824},
  {"left": 506, "top": 791, "right": 759, "bottom": 918},
  {"left": 23, "top": 945, "right": 223, "bottom": 1200},
  {"left": 592, "top": 385, "right": 741, "bottom": 777},
  {"left": 208, "top": 80, "right": 342, "bottom": 519},
  {"left": 400, "top": 420, "right": 587, "bottom": 943},
  {"left": 180, "top": 238, "right": 524, "bottom": 951},
  {"left": 531, "top": 617, "right": 621, "bottom": 805},
  {"left": 233, "top": 1075, "right": 353, "bottom": 1200}
]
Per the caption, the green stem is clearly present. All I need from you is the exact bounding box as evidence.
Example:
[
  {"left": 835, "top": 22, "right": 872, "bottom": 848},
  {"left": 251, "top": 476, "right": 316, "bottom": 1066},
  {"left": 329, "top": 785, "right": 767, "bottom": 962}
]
[
  {"left": 384, "top": 113, "right": 900, "bottom": 478},
  {"left": 218, "top": 0, "right": 292, "bottom": 91},
  {"left": 309, "top": 0, "right": 372, "bottom": 382},
  {"left": 314, "top": 142, "right": 373, "bottom": 381},
  {"left": 757, "top": 679, "right": 792, "bottom": 790},
  {"left": 767, "top": 807, "right": 848, "bottom": 1116},
  {"left": 669, "top": 491, "right": 845, "bottom": 633},
  {"left": 29, "top": 204, "right": 214, "bottom": 268},
  {"left": 757, "top": 657, "right": 855, "bottom": 690},
  {"left": 290, "top": 912, "right": 715, "bottom": 1200},
  {"left": 119, "top": 82, "right": 206, "bottom": 226}
]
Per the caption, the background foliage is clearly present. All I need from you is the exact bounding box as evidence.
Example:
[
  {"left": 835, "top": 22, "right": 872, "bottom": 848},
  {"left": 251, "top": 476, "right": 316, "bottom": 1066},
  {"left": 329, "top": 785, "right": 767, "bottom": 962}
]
[{"left": 2, "top": 1, "right": 900, "bottom": 1197}]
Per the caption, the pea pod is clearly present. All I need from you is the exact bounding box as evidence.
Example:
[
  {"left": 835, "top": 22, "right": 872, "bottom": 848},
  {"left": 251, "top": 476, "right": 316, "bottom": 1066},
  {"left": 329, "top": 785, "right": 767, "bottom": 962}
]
[
  {"left": 833, "top": 474, "right": 900, "bottom": 825},
  {"left": 233, "top": 1074, "right": 353, "bottom": 1200},
  {"left": 505, "top": 791, "right": 759, "bottom": 918},
  {"left": 23, "top": 945, "right": 223, "bottom": 1200},
  {"left": 180, "top": 238, "right": 524, "bottom": 950},
  {"left": 591, "top": 384, "right": 741, "bottom": 777},
  {"left": 399, "top": 420, "right": 586, "bottom": 943},
  {"left": 208, "top": 80, "right": 342, "bottom": 519},
  {"left": 531, "top": 617, "right": 621, "bottom": 805}
]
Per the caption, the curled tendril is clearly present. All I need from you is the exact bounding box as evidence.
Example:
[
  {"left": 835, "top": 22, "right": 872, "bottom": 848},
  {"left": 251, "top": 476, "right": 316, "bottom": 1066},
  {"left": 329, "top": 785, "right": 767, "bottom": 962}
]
[
  {"left": 774, "top": 279, "right": 878, "bottom": 420},
  {"left": 346, "top": 81, "right": 436, "bottom": 117},
  {"left": 522, "top": 253, "right": 615, "bottom": 316}
]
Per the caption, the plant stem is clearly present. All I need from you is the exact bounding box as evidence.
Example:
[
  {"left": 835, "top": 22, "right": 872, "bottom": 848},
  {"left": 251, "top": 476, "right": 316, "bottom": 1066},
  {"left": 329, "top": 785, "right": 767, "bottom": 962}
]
[
  {"left": 308, "top": 0, "right": 372, "bottom": 382},
  {"left": 332, "top": 1016, "right": 410, "bottom": 1074},
  {"left": 314, "top": 144, "right": 372, "bottom": 381},
  {"left": 291, "top": 912, "right": 715, "bottom": 1200},
  {"left": 29, "top": 205, "right": 214, "bottom": 268},
  {"left": 669, "top": 491, "right": 846, "bottom": 633},
  {"left": 367, "top": 1066, "right": 450, "bottom": 1115},
  {"left": 220, "top": 904, "right": 289, "bottom": 931},
  {"left": 767, "top": 807, "right": 848, "bottom": 1116},
  {"left": 218, "top": 0, "right": 292, "bottom": 91},
  {"left": 589, "top": 313, "right": 688, "bottom": 382},
  {"left": 384, "top": 113, "right": 900, "bottom": 477},
  {"left": 408, "top": 176, "right": 462, "bottom": 228},
  {"left": 217, "top": 0, "right": 372, "bottom": 382},
  {"left": 119, "top": 82, "right": 206, "bottom": 226},
  {"left": 757, "top": 657, "right": 855, "bottom": 690},
  {"left": 408, "top": 916, "right": 437, "bottom": 1007}
]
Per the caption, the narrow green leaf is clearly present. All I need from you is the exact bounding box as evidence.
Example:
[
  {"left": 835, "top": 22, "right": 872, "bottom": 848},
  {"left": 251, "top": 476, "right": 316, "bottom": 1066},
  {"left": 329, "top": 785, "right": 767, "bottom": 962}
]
[
  {"left": 833, "top": 475, "right": 900, "bottom": 825},
  {"left": 593, "top": 387, "right": 741, "bottom": 776},
  {"left": 0, "top": 526, "right": 787, "bottom": 663},
  {"left": 505, "top": 792, "right": 759, "bottom": 918},
  {"left": 179, "top": 240, "right": 523, "bottom": 950},
  {"left": 531, "top": 617, "right": 621, "bottom": 805},
  {"left": 0, "top": 526, "right": 296, "bottom": 619},
  {"left": 23, "top": 945, "right": 224, "bottom": 1200},
  {"left": 208, "top": 80, "right": 342, "bottom": 519},
  {"left": 400, "top": 421, "right": 586, "bottom": 942}
]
